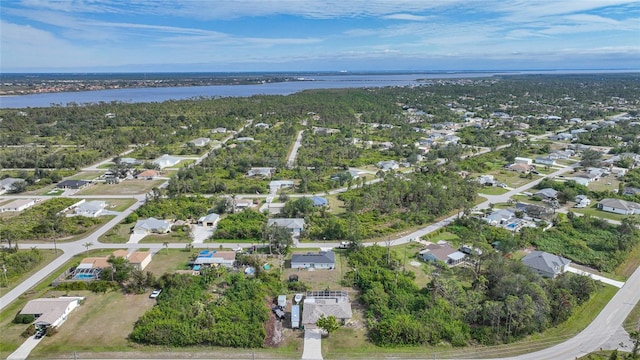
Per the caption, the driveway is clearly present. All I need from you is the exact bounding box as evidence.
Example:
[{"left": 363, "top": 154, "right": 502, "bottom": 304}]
[
  {"left": 6, "top": 335, "right": 43, "bottom": 360},
  {"left": 566, "top": 266, "right": 625, "bottom": 288},
  {"left": 301, "top": 327, "right": 323, "bottom": 360}
]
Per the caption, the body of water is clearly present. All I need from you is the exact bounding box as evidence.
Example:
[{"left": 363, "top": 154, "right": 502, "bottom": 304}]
[{"left": 0, "top": 70, "right": 634, "bottom": 109}]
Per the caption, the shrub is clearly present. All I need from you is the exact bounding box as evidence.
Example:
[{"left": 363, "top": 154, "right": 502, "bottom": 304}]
[
  {"left": 13, "top": 313, "right": 35, "bottom": 324},
  {"left": 21, "top": 326, "right": 36, "bottom": 338}
]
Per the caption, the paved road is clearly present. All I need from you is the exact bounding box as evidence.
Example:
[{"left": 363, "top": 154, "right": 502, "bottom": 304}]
[{"left": 495, "top": 265, "right": 640, "bottom": 360}]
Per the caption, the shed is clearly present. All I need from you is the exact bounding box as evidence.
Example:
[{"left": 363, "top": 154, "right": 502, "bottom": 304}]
[{"left": 278, "top": 295, "right": 287, "bottom": 308}]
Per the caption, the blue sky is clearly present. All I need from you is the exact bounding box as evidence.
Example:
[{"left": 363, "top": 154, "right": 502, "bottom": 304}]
[{"left": 1, "top": 0, "right": 639, "bottom": 72}]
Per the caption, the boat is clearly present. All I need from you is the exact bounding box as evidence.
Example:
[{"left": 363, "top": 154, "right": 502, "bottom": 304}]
[{"left": 294, "top": 293, "right": 303, "bottom": 304}]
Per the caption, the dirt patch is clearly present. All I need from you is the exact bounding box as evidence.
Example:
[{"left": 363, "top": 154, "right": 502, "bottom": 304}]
[
  {"left": 410, "top": 261, "right": 422, "bottom": 267},
  {"left": 264, "top": 311, "right": 285, "bottom": 347}
]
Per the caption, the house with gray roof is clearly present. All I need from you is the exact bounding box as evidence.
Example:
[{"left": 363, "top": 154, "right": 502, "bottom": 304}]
[
  {"left": 247, "top": 167, "right": 275, "bottom": 178},
  {"left": 267, "top": 218, "right": 305, "bottom": 236},
  {"left": 598, "top": 198, "right": 640, "bottom": 215},
  {"left": 522, "top": 251, "right": 571, "bottom": 278},
  {"left": 0, "top": 177, "right": 25, "bottom": 194},
  {"left": 535, "top": 188, "right": 558, "bottom": 200},
  {"left": 302, "top": 290, "right": 352, "bottom": 325},
  {"left": 376, "top": 160, "right": 399, "bottom": 171},
  {"left": 133, "top": 217, "right": 172, "bottom": 235},
  {"left": 153, "top": 154, "right": 182, "bottom": 169},
  {"left": 197, "top": 213, "right": 220, "bottom": 228},
  {"left": 189, "top": 137, "right": 211, "bottom": 147},
  {"left": 56, "top": 180, "right": 90, "bottom": 190},
  {"left": 74, "top": 200, "right": 108, "bottom": 218},
  {"left": 19, "top": 297, "right": 84, "bottom": 328},
  {"left": 291, "top": 251, "right": 335, "bottom": 269}
]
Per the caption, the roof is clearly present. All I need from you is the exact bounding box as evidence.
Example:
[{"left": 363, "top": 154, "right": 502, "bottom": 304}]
[
  {"left": 1, "top": 199, "right": 35, "bottom": 209},
  {"left": 128, "top": 251, "right": 151, "bottom": 264},
  {"left": 57, "top": 180, "right": 90, "bottom": 188},
  {"left": 310, "top": 196, "right": 328, "bottom": 206},
  {"left": 137, "top": 169, "right": 160, "bottom": 177},
  {"left": 198, "top": 213, "right": 220, "bottom": 223},
  {"left": 522, "top": 251, "right": 571, "bottom": 275},
  {"left": 302, "top": 298, "right": 352, "bottom": 324},
  {"left": 291, "top": 251, "right": 335, "bottom": 265},
  {"left": 153, "top": 154, "right": 182, "bottom": 168},
  {"left": 0, "top": 177, "right": 25, "bottom": 189},
  {"left": 536, "top": 188, "right": 558, "bottom": 198},
  {"left": 193, "top": 250, "right": 236, "bottom": 264},
  {"left": 268, "top": 218, "right": 306, "bottom": 230},
  {"left": 134, "top": 217, "right": 171, "bottom": 231},
  {"left": 20, "top": 297, "right": 83, "bottom": 325},
  {"left": 76, "top": 200, "right": 107, "bottom": 213},
  {"left": 448, "top": 251, "right": 466, "bottom": 261},
  {"left": 419, "top": 243, "right": 458, "bottom": 262},
  {"left": 599, "top": 198, "right": 640, "bottom": 211}
]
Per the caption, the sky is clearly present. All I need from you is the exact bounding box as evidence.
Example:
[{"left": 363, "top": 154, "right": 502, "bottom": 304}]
[{"left": 1, "top": 0, "right": 639, "bottom": 72}]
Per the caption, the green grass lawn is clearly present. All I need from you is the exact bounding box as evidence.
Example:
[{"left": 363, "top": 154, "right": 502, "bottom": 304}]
[
  {"left": 478, "top": 186, "right": 509, "bottom": 195},
  {"left": 573, "top": 206, "right": 631, "bottom": 222}
]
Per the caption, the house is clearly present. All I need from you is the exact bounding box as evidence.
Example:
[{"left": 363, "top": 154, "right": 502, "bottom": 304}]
[
  {"left": 19, "top": 297, "right": 84, "bottom": 329},
  {"left": 302, "top": 290, "right": 352, "bottom": 325},
  {"left": 268, "top": 218, "right": 305, "bottom": 236},
  {"left": 610, "top": 167, "right": 628, "bottom": 177},
  {"left": 211, "top": 127, "right": 227, "bottom": 134},
  {"left": 197, "top": 213, "right": 220, "bottom": 228},
  {"left": 56, "top": 180, "right": 90, "bottom": 190},
  {"left": 153, "top": 154, "right": 182, "bottom": 169},
  {"left": 376, "top": 160, "right": 399, "bottom": 171},
  {"left": 485, "top": 209, "right": 516, "bottom": 226},
  {"left": 535, "top": 188, "right": 558, "bottom": 200},
  {"left": 574, "top": 195, "right": 591, "bottom": 208},
  {"left": 477, "top": 174, "right": 495, "bottom": 186},
  {"left": 233, "top": 199, "right": 254, "bottom": 212},
  {"left": 507, "top": 163, "right": 532, "bottom": 173},
  {"left": 136, "top": 169, "right": 161, "bottom": 180},
  {"left": 192, "top": 250, "right": 236, "bottom": 268},
  {"left": 0, "top": 177, "right": 25, "bottom": 194},
  {"left": 291, "top": 251, "right": 335, "bottom": 269},
  {"left": 514, "top": 157, "right": 533, "bottom": 165},
  {"left": 0, "top": 199, "right": 37, "bottom": 212},
  {"left": 247, "top": 167, "right": 275, "bottom": 178},
  {"left": 133, "top": 217, "right": 172, "bottom": 235},
  {"left": 269, "top": 180, "right": 294, "bottom": 193},
  {"left": 598, "top": 198, "right": 640, "bottom": 215},
  {"left": 236, "top": 137, "right": 254, "bottom": 142},
  {"left": 119, "top": 157, "right": 142, "bottom": 166},
  {"left": 74, "top": 200, "right": 107, "bottom": 217},
  {"left": 522, "top": 251, "right": 571, "bottom": 278},
  {"left": 254, "top": 122, "right": 270, "bottom": 129},
  {"left": 549, "top": 133, "right": 574, "bottom": 141},
  {"left": 535, "top": 156, "right": 555, "bottom": 166},
  {"left": 104, "top": 177, "right": 119, "bottom": 184},
  {"left": 623, "top": 187, "right": 640, "bottom": 196},
  {"left": 128, "top": 251, "right": 152, "bottom": 270},
  {"left": 189, "top": 137, "right": 211, "bottom": 147},
  {"left": 418, "top": 243, "right": 466, "bottom": 266},
  {"left": 310, "top": 196, "right": 328, "bottom": 207}
]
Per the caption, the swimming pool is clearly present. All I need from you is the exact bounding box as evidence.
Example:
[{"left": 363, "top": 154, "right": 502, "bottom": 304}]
[{"left": 73, "top": 274, "right": 96, "bottom": 280}]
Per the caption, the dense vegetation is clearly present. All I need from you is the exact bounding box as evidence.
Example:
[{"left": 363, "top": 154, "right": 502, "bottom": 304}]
[
  {"left": 345, "top": 244, "right": 599, "bottom": 347},
  {"left": 213, "top": 210, "right": 266, "bottom": 241},
  {"left": 0, "top": 248, "right": 43, "bottom": 285},
  {"left": 130, "top": 272, "right": 269, "bottom": 348},
  {"left": 0, "top": 198, "right": 101, "bottom": 242}
]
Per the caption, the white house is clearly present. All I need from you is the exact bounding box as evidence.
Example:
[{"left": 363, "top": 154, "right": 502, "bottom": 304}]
[
  {"left": 598, "top": 198, "right": 640, "bottom": 215},
  {"left": 267, "top": 218, "right": 305, "bottom": 236},
  {"left": 535, "top": 156, "right": 555, "bottom": 166},
  {"left": 19, "top": 297, "right": 85, "bottom": 328},
  {"left": 514, "top": 157, "right": 533, "bottom": 165},
  {"left": 153, "top": 154, "right": 182, "bottom": 169},
  {"left": 574, "top": 195, "right": 591, "bottom": 208},
  {"left": 197, "top": 213, "right": 220, "bottom": 228},
  {"left": 376, "top": 160, "right": 399, "bottom": 171},
  {"left": 128, "top": 251, "right": 153, "bottom": 270},
  {"left": 0, "top": 199, "right": 37, "bottom": 212},
  {"left": 291, "top": 251, "right": 335, "bottom": 269},
  {"left": 133, "top": 218, "right": 172, "bottom": 235},
  {"left": 74, "top": 201, "right": 108, "bottom": 217},
  {"left": 189, "top": 137, "right": 211, "bottom": 147}
]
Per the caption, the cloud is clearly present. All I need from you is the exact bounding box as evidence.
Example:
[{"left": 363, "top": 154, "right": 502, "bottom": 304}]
[{"left": 382, "top": 13, "right": 430, "bottom": 21}]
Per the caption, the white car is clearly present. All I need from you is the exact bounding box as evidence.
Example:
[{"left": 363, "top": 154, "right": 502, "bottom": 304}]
[{"left": 150, "top": 289, "right": 162, "bottom": 298}]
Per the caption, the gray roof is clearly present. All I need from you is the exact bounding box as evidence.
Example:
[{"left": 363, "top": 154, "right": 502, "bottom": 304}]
[
  {"left": 268, "top": 218, "right": 305, "bottom": 230},
  {"left": 302, "top": 298, "right": 352, "bottom": 324},
  {"left": 536, "top": 188, "right": 558, "bottom": 198},
  {"left": 522, "top": 251, "right": 570, "bottom": 276},
  {"left": 0, "top": 177, "right": 25, "bottom": 190},
  {"left": 291, "top": 251, "right": 335, "bottom": 265},
  {"left": 76, "top": 200, "right": 107, "bottom": 213},
  {"left": 134, "top": 217, "right": 171, "bottom": 231},
  {"left": 198, "top": 213, "right": 220, "bottom": 223},
  {"left": 599, "top": 198, "right": 640, "bottom": 211}
]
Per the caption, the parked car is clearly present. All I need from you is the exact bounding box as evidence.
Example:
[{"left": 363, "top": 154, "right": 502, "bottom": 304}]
[
  {"left": 338, "top": 241, "right": 351, "bottom": 249},
  {"left": 35, "top": 329, "right": 46, "bottom": 339},
  {"left": 150, "top": 289, "right": 162, "bottom": 298}
]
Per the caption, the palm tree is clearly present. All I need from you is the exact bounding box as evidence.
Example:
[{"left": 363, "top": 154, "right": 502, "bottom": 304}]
[
  {"left": 163, "top": 241, "right": 169, "bottom": 255},
  {"left": 83, "top": 242, "right": 93, "bottom": 255}
]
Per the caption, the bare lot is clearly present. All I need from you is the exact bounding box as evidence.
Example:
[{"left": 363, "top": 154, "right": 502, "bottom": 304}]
[{"left": 77, "top": 179, "right": 165, "bottom": 196}]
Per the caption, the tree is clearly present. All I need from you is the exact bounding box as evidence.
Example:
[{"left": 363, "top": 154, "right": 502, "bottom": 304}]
[
  {"left": 83, "top": 242, "right": 93, "bottom": 254},
  {"left": 264, "top": 225, "right": 292, "bottom": 255},
  {"left": 163, "top": 241, "right": 169, "bottom": 255},
  {"left": 630, "top": 330, "right": 640, "bottom": 360},
  {"left": 580, "top": 148, "right": 602, "bottom": 168},
  {"left": 107, "top": 255, "right": 133, "bottom": 283},
  {"left": 316, "top": 315, "right": 340, "bottom": 336}
]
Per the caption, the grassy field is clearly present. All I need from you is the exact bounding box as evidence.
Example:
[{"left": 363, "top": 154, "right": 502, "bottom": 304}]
[
  {"left": 66, "top": 171, "right": 102, "bottom": 181},
  {"left": 99, "top": 223, "right": 131, "bottom": 243},
  {"left": 572, "top": 206, "right": 631, "bottom": 222},
  {"left": 0, "top": 250, "right": 60, "bottom": 297},
  {"left": 77, "top": 179, "right": 165, "bottom": 196},
  {"left": 478, "top": 186, "right": 509, "bottom": 195},
  {"left": 144, "top": 249, "right": 194, "bottom": 275},
  {"left": 138, "top": 231, "right": 191, "bottom": 243},
  {"left": 588, "top": 177, "right": 621, "bottom": 192}
]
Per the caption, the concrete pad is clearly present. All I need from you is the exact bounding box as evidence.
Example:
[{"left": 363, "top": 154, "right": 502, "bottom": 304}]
[
  {"left": 191, "top": 225, "right": 213, "bottom": 244},
  {"left": 302, "top": 327, "right": 323, "bottom": 360},
  {"left": 566, "top": 266, "right": 625, "bottom": 288},
  {"left": 127, "top": 233, "right": 147, "bottom": 244}
]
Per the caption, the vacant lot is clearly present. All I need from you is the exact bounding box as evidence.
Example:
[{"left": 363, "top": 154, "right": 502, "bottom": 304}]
[
  {"left": 144, "top": 249, "right": 194, "bottom": 275},
  {"left": 77, "top": 179, "right": 165, "bottom": 196},
  {"left": 0, "top": 250, "right": 60, "bottom": 297},
  {"left": 31, "top": 291, "right": 157, "bottom": 356}
]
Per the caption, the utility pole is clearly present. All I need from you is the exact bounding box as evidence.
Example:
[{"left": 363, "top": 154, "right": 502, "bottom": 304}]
[{"left": 2, "top": 264, "right": 8, "bottom": 287}]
